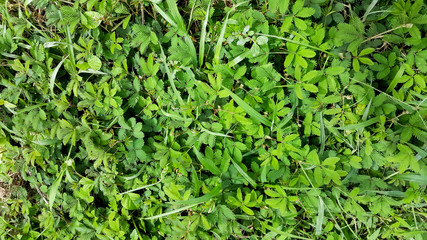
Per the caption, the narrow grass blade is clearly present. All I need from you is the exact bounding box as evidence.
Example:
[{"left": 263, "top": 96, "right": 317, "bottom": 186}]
[
  {"left": 372, "top": 190, "right": 406, "bottom": 198},
  {"left": 119, "top": 181, "right": 161, "bottom": 195},
  {"left": 165, "top": 0, "right": 186, "bottom": 32},
  {"left": 50, "top": 57, "right": 67, "bottom": 97},
  {"left": 152, "top": 3, "right": 177, "bottom": 28},
  {"left": 131, "top": 218, "right": 144, "bottom": 240},
  {"left": 337, "top": 116, "right": 379, "bottom": 130},
  {"left": 362, "top": 98, "right": 372, "bottom": 121},
  {"left": 169, "top": 184, "right": 221, "bottom": 205},
  {"left": 324, "top": 119, "right": 354, "bottom": 149},
  {"left": 199, "top": 1, "right": 211, "bottom": 67},
  {"left": 406, "top": 143, "right": 427, "bottom": 160},
  {"left": 200, "top": 125, "right": 232, "bottom": 138},
  {"left": 184, "top": 35, "right": 198, "bottom": 67},
  {"left": 16, "top": 103, "right": 48, "bottom": 113},
  {"left": 187, "top": 1, "right": 196, "bottom": 32},
  {"left": 78, "top": 69, "right": 107, "bottom": 75},
  {"left": 227, "top": 50, "right": 251, "bottom": 67},
  {"left": 319, "top": 112, "right": 325, "bottom": 155},
  {"left": 368, "top": 229, "right": 381, "bottom": 240},
  {"left": 261, "top": 222, "right": 310, "bottom": 240},
  {"left": 213, "top": 12, "right": 230, "bottom": 65},
  {"left": 222, "top": 86, "right": 272, "bottom": 127},
  {"left": 362, "top": 0, "right": 379, "bottom": 21},
  {"left": 213, "top": 1, "right": 248, "bottom": 65},
  {"left": 64, "top": 26, "right": 76, "bottom": 73},
  {"left": 193, "top": 147, "right": 221, "bottom": 175},
  {"left": 392, "top": 174, "right": 427, "bottom": 185},
  {"left": 315, "top": 197, "right": 325, "bottom": 235},
  {"left": 0, "top": 121, "right": 25, "bottom": 139},
  {"left": 231, "top": 159, "right": 256, "bottom": 187},
  {"left": 49, "top": 168, "right": 65, "bottom": 210},
  {"left": 257, "top": 33, "right": 337, "bottom": 57},
  {"left": 143, "top": 203, "right": 200, "bottom": 220},
  {"left": 119, "top": 167, "right": 144, "bottom": 181},
  {"left": 160, "top": 109, "right": 192, "bottom": 123},
  {"left": 357, "top": 98, "right": 373, "bottom": 136},
  {"left": 386, "top": 65, "right": 404, "bottom": 93},
  {"left": 159, "top": 44, "right": 184, "bottom": 105},
  {"left": 277, "top": 95, "right": 297, "bottom": 130}
]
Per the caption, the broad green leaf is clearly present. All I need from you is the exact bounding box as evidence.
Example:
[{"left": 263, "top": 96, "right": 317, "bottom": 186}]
[
  {"left": 325, "top": 66, "right": 345, "bottom": 75},
  {"left": 302, "top": 83, "right": 318, "bottom": 93},
  {"left": 353, "top": 58, "right": 360, "bottom": 72},
  {"left": 82, "top": 11, "right": 103, "bottom": 29},
  {"left": 298, "top": 49, "right": 316, "bottom": 58},
  {"left": 359, "top": 48, "right": 375, "bottom": 56},
  {"left": 323, "top": 157, "right": 340, "bottom": 166},
  {"left": 294, "top": 83, "right": 304, "bottom": 99},
  {"left": 87, "top": 55, "right": 101, "bottom": 71}
]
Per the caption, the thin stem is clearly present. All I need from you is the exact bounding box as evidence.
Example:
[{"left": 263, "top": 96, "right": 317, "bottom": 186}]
[{"left": 362, "top": 24, "right": 413, "bottom": 43}]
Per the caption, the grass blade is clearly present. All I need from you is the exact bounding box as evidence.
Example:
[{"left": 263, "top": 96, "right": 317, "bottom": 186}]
[
  {"left": 49, "top": 57, "right": 67, "bottom": 97},
  {"left": 371, "top": 190, "right": 406, "bottom": 198},
  {"left": 315, "top": 197, "right": 325, "bottom": 235},
  {"left": 193, "top": 147, "right": 221, "bottom": 175},
  {"left": 231, "top": 159, "right": 256, "bottom": 187},
  {"left": 337, "top": 116, "right": 379, "bottom": 130},
  {"left": 169, "top": 184, "right": 221, "bottom": 205},
  {"left": 159, "top": 44, "right": 184, "bottom": 105},
  {"left": 16, "top": 103, "right": 48, "bottom": 114},
  {"left": 261, "top": 222, "right": 310, "bottom": 240},
  {"left": 152, "top": 3, "right": 177, "bottom": 28},
  {"left": 213, "top": 12, "right": 229, "bottom": 65},
  {"left": 199, "top": 125, "right": 232, "bottom": 138},
  {"left": 392, "top": 174, "right": 427, "bottom": 185},
  {"left": 362, "top": 0, "right": 379, "bottom": 21},
  {"left": 160, "top": 109, "right": 192, "bottom": 123},
  {"left": 119, "top": 180, "right": 161, "bottom": 195},
  {"left": 406, "top": 143, "right": 427, "bottom": 160},
  {"left": 227, "top": 50, "right": 251, "bottom": 67},
  {"left": 213, "top": 1, "right": 248, "bottom": 64},
  {"left": 184, "top": 35, "right": 198, "bottom": 67},
  {"left": 277, "top": 94, "right": 297, "bottom": 130},
  {"left": 386, "top": 64, "right": 404, "bottom": 93},
  {"left": 362, "top": 98, "right": 373, "bottom": 121},
  {"left": 222, "top": 86, "right": 272, "bottom": 127},
  {"left": 324, "top": 119, "right": 355, "bottom": 149},
  {"left": 199, "top": 1, "right": 211, "bottom": 67},
  {"left": 119, "top": 167, "right": 145, "bottom": 181},
  {"left": 143, "top": 203, "right": 200, "bottom": 220},
  {"left": 165, "top": 0, "right": 186, "bottom": 32},
  {"left": 257, "top": 33, "right": 337, "bottom": 57},
  {"left": 49, "top": 168, "right": 65, "bottom": 210},
  {"left": 319, "top": 112, "right": 325, "bottom": 155}
]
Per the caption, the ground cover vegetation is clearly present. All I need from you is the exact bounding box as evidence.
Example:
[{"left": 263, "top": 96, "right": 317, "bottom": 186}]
[{"left": 0, "top": 0, "right": 426, "bottom": 239}]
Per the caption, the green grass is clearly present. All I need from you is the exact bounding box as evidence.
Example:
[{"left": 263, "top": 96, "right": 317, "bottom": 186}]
[{"left": 0, "top": 0, "right": 426, "bottom": 239}]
